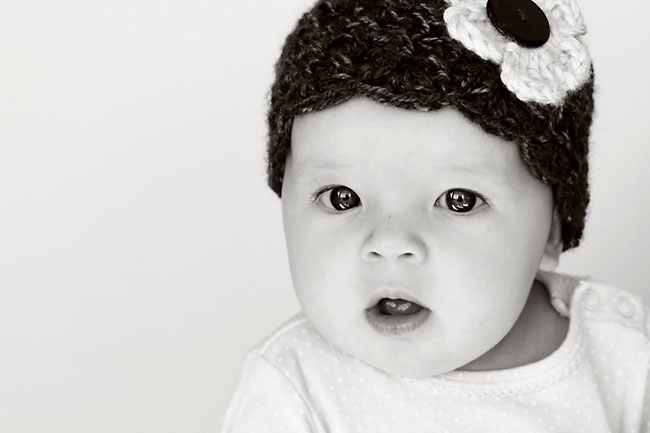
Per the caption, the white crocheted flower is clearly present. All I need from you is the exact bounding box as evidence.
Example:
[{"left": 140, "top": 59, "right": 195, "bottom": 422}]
[{"left": 443, "top": 0, "right": 591, "bottom": 105}]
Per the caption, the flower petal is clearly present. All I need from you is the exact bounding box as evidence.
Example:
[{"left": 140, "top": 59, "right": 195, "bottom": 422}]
[
  {"left": 540, "top": 0, "right": 586, "bottom": 37},
  {"left": 444, "top": 0, "right": 506, "bottom": 62},
  {"left": 444, "top": 0, "right": 591, "bottom": 105}
]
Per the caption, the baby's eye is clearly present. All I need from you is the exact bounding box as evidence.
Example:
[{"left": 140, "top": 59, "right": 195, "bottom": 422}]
[
  {"left": 316, "top": 185, "right": 361, "bottom": 211},
  {"left": 435, "top": 188, "right": 486, "bottom": 213}
]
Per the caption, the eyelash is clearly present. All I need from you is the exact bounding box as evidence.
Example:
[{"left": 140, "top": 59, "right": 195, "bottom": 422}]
[
  {"left": 311, "top": 185, "right": 488, "bottom": 214},
  {"left": 310, "top": 184, "right": 339, "bottom": 204}
]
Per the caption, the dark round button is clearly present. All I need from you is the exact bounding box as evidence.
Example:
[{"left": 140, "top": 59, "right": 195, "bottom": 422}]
[{"left": 486, "top": 0, "right": 550, "bottom": 47}]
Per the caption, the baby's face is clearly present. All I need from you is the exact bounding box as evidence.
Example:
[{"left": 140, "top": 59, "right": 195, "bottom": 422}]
[{"left": 281, "top": 97, "right": 559, "bottom": 378}]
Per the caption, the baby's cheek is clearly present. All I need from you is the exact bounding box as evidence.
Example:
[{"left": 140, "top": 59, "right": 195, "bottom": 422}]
[{"left": 297, "top": 264, "right": 363, "bottom": 323}]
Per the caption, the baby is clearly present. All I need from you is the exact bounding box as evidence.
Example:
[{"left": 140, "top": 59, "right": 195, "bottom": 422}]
[{"left": 222, "top": 0, "right": 650, "bottom": 431}]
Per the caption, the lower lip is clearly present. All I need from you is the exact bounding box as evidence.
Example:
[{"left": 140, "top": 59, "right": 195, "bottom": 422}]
[{"left": 364, "top": 305, "right": 431, "bottom": 336}]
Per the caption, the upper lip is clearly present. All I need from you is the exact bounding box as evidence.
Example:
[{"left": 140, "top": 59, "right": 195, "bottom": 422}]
[{"left": 366, "top": 288, "right": 429, "bottom": 310}]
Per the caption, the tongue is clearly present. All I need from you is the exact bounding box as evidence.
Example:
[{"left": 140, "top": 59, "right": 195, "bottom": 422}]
[{"left": 378, "top": 298, "right": 423, "bottom": 315}]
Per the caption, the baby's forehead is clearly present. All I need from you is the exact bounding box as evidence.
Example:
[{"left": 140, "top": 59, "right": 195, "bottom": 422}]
[{"left": 290, "top": 98, "right": 521, "bottom": 177}]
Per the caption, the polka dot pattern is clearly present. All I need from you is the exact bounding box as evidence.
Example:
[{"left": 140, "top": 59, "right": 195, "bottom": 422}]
[{"left": 221, "top": 273, "right": 650, "bottom": 432}]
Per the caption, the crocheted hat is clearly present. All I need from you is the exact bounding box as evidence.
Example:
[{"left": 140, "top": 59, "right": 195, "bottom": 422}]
[{"left": 266, "top": 0, "right": 594, "bottom": 250}]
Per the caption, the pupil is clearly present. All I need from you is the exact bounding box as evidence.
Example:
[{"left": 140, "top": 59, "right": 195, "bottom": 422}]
[
  {"left": 447, "top": 190, "right": 476, "bottom": 212},
  {"left": 331, "top": 187, "right": 359, "bottom": 210}
]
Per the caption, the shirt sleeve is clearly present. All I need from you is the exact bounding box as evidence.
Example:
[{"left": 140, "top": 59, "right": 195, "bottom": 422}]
[
  {"left": 641, "top": 308, "right": 650, "bottom": 432},
  {"left": 221, "top": 352, "right": 321, "bottom": 433}
]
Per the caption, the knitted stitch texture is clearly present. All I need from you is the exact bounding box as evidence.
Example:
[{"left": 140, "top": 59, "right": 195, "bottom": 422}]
[{"left": 266, "top": 0, "right": 595, "bottom": 250}]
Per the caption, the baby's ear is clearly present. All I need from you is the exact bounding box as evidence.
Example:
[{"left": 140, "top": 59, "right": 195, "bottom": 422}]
[{"left": 539, "top": 208, "right": 563, "bottom": 272}]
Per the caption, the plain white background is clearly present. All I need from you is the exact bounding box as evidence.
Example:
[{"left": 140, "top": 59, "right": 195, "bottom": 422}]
[{"left": 0, "top": 0, "right": 648, "bottom": 431}]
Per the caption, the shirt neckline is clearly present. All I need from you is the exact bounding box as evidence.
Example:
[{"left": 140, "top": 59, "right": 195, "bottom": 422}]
[{"left": 401, "top": 272, "right": 588, "bottom": 397}]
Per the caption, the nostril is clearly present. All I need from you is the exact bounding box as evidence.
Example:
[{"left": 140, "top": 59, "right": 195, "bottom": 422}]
[
  {"left": 366, "top": 251, "right": 417, "bottom": 261},
  {"left": 362, "top": 232, "right": 427, "bottom": 262}
]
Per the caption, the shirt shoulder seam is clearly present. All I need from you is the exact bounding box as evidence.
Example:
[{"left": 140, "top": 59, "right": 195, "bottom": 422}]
[
  {"left": 255, "top": 313, "right": 311, "bottom": 355},
  {"left": 251, "top": 351, "right": 323, "bottom": 430}
]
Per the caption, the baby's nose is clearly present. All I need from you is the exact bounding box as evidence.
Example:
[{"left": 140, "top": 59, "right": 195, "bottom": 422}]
[{"left": 361, "top": 217, "right": 427, "bottom": 263}]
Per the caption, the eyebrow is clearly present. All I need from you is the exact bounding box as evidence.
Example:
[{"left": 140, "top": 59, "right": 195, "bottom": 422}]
[
  {"left": 300, "top": 159, "right": 353, "bottom": 169},
  {"left": 434, "top": 163, "right": 514, "bottom": 186},
  {"left": 296, "top": 158, "right": 514, "bottom": 189},
  {"left": 295, "top": 161, "right": 354, "bottom": 176},
  {"left": 436, "top": 164, "right": 498, "bottom": 177}
]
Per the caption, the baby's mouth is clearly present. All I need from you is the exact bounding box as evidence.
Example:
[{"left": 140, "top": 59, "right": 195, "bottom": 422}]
[
  {"left": 377, "top": 298, "right": 424, "bottom": 315},
  {"left": 365, "top": 297, "right": 431, "bottom": 336}
]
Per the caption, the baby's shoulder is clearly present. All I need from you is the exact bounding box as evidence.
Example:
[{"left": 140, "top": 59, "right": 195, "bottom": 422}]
[
  {"left": 248, "top": 311, "right": 349, "bottom": 374},
  {"left": 544, "top": 271, "right": 649, "bottom": 336}
]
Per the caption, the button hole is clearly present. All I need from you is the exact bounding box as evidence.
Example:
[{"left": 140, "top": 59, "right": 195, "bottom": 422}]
[{"left": 516, "top": 8, "right": 528, "bottom": 22}]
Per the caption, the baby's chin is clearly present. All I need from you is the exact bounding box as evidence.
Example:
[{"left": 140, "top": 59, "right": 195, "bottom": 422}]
[
  {"left": 354, "top": 349, "right": 468, "bottom": 379},
  {"left": 302, "top": 302, "right": 495, "bottom": 378},
  {"left": 304, "top": 296, "right": 537, "bottom": 377},
  {"left": 321, "top": 326, "right": 475, "bottom": 379}
]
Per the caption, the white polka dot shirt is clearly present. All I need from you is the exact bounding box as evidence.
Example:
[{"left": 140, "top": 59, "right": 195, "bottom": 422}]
[{"left": 222, "top": 272, "right": 650, "bottom": 432}]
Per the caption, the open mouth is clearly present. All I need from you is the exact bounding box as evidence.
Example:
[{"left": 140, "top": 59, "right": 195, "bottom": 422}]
[
  {"left": 365, "top": 297, "right": 431, "bottom": 336},
  {"left": 377, "top": 298, "right": 424, "bottom": 315}
]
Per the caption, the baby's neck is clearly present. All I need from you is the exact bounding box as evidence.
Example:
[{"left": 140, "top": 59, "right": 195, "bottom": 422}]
[{"left": 458, "top": 279, "right": 569, "bottom": 372}]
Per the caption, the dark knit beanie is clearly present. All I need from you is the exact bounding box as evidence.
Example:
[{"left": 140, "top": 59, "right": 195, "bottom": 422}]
[{"left": 266, "top": 0, "right": 595, "bottom": 250}]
